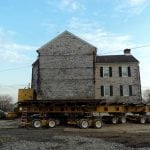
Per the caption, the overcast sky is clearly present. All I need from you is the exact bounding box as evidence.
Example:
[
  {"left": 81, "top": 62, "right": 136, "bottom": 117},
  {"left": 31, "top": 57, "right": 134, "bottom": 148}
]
[{"left": 0, "top": 0, "right": 150, "bottom": 102}]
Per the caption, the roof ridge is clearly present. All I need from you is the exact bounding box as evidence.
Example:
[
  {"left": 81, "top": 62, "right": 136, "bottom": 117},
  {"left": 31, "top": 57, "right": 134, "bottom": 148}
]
[
  {"left": 97, "top": 55, "right": 125, "bottom": 57},
  {"left": 37, "top": 30, "right": 96, "bottom": 52},
  {"left": 96, "top": 55, "right": 139, "bottom": 63}
]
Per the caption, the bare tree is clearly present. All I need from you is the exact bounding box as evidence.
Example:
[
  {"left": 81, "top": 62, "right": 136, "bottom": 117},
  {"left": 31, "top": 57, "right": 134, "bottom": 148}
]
[
  {"left": 142, "top": 89, "right": 150, "bottom": 103},
  {"left": 0, "top": 95, "right": 14, "bottom": 112}
]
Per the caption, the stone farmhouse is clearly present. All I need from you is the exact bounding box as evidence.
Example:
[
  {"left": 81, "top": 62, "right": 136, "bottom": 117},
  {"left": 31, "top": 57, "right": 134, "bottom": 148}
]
[
  {"left": 32, "top": 31, "right": 141, "bottom": 104},
  {"left": 95, "top": 49, "right": 141, "bottom": 104}
]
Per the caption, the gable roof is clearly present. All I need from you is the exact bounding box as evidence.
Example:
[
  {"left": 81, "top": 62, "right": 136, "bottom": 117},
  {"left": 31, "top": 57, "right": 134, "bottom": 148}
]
[
  {"left": 96, "top": 55, "right": 139, "bottom": 63},
  {"left": 37, "top": 30, "right": 96, "bottom": 52}
]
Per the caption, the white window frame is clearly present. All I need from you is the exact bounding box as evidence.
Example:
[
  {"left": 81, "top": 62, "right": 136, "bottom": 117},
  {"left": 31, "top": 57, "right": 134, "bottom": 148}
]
[
  {"left": 123, "top": 85, "right": 129, "bottom": 96},
  {"left": 122, "top": 66, "right": 128, "bottom": 77},
  {"left": 103, "top": 66, "right": 109, "bottom": 77},
  {"left": 104, "top": 85, "right": 110, "bottom": 96}
]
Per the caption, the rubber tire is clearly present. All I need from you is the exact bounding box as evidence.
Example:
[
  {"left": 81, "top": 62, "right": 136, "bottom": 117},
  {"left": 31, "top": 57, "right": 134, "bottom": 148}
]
[
  {"left": 120, "top": 116, "right": 126, "bottom": 124},
  {"left": 32, "top": 119, "right": 41, "bottom": 128},
  {"left": 94, "top": 119, "right": 102, "bottom": 128},
  {"left": 140, "top": 117, "right": 146, "bottom": 124},
  {"left": 112, "top": 117, "right": 118, "bottom": 124},
  {"left": 79, "top": 119, "right": 89, "bottom": 129},
  {"left": 48, "top": 119, "right": 56, "bottom": 128}
]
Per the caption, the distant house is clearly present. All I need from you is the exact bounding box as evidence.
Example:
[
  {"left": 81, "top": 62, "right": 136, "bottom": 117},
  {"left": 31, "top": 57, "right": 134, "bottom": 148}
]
[
  {"left": 95, "top": 49, "right": 141, "bottom": 104},
  {"left": 32, "top": 31, "right": 141, "bottom": 103}
]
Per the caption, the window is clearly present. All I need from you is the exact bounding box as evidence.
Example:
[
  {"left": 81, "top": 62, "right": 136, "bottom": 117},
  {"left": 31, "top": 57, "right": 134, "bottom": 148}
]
[
  {"left": 122, "top": 67, "right": 128, "bottom": 77},
  {"left": 104, "top": 85, "right": 110, "bottom": 96},
  {"left": 119, "top": 66, "right": 131, "bottom": 77},
  {"left": 100, "top": 67, "right": 112, "bottom": 77},
  {"left": 123, "top": 85, "right": 129, "bottom": 96},
  {"left": 120, "top": 85, "right": 132, "bottom": 96},
  {"left": 103, "top": 67, "right": 109, "bottom": 77},
  {"left": 101, "top": 85, "right": 113, "bottom": 96}
]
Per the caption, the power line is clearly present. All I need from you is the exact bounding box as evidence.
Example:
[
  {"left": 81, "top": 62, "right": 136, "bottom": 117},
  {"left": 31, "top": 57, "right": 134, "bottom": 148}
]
[
  {"left": 0, "top": 44, "right": 150, "bottom": 72},
  {"left": 101, "top": 44, "right": 150, "bottom": 55},
  {"left": 0, "top": 84, "right": 28, "bottom": 87},
  {"left": 0, "top": 65, "right": 31, "bottom": 72},
  {"left": 131, "top": 44, "right": 150, "bottom": 49}
]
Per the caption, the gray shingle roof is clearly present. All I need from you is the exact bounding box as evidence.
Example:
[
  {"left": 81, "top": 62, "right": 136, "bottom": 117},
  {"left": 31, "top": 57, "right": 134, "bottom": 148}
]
[{"left": 96, "top": 55, "right": 139, "bottom": 63}]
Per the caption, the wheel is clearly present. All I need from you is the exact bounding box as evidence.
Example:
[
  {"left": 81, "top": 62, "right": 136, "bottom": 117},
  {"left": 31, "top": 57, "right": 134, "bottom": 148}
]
[
  {"left": 140, "top": 117, "right": 146, "bottom": 124},
  {"left": 94, "top": 119, "right": 102, "bottom": 128},
  {"left": 48, "top": 119, "right": 56, "bottom": 128},
  {"left": 79, "top": 119, "right": 89, "bottom": 129},
  {"left": 32, "top": 119, "right": 41, "bottom": 128},
  {"left": 120, "top": 116, "right": 126, "bottom": 124},
  {"left": 112, "top": 116, "right": 118, "bottom": 124}
]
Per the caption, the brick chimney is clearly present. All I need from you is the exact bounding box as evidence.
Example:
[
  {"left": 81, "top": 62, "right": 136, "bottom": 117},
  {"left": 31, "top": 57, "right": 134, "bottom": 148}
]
[{"left": 124, "top": 49, "right": 131, "bottom": 56}]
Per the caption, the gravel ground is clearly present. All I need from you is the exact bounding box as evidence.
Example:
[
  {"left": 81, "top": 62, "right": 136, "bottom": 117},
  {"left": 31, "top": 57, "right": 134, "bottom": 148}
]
[
  {"left": 1, "top": 120, "right": 150, "bottom": 150},
  {"left": 0, "top": 135, "right": 126, "bottom": 150}
]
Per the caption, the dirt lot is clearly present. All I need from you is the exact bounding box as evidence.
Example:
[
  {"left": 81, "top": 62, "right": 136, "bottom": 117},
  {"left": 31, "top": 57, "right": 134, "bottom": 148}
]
[{"left": 1, "top": 120, "right": 150, "bottom": 149}]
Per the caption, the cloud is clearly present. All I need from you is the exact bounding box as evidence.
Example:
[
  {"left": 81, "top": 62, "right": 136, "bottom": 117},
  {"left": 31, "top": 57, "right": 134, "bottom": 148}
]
[
  {"left": 134, "top": 46, "right": 150, "bottom": 89},
  {"left": 60, "top": 0, "right": 85, "bottom": 11},
  {"left": 140, "top": 61, "right": 150, "bottom": 89},
  {"left": 128, "top": 0, "right": 146, "bottom": 6},
  {"left": 115, "top": 0, "right": 149, "bottom": 15},
  {"left": 67, "top": 17, "right": 150, "bottom": 90},
  {"left": 0, "top": 28, "right": 37, "bottom": 63},
  {"left": 68, "top": 17, "right": 133, "bottom": 55},
  {"left": 47, "top": 0, "right": 85, "bottom": 12}
]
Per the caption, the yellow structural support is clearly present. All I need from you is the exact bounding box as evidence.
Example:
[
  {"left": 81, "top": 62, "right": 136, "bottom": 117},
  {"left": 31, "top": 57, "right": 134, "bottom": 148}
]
[
  {"left": 96, "top": 104, "right": 148, "bottom": 113},
  {"left": 6, "top": 112, "right": 18, "bottom": 119},
  {"left": 96, "top": 105, "right": 126, "bottom": 113},
  {"left": 18, "top": 89, "right": 34, "bottom": 102},
  {"left": 126, "top": 105, "right": 146, "bottom": 113},
  {"left": 144, "top": 105, "right": 150, "bottom": 112}
]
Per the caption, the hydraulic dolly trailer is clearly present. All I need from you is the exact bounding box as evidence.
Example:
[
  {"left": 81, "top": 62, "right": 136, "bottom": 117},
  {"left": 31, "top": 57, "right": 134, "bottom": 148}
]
[
  {"left": 16, "top": 99, "right": 104, "bottom": 129},
  {"left": 15, "top": 100, "right": 150, "bottom": 129},
  {"left": 96, "top": 104, "right": 150, "bottom": 124},
  {"left": 9, "top": 88, "right": 150, "bottom": 129}
]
